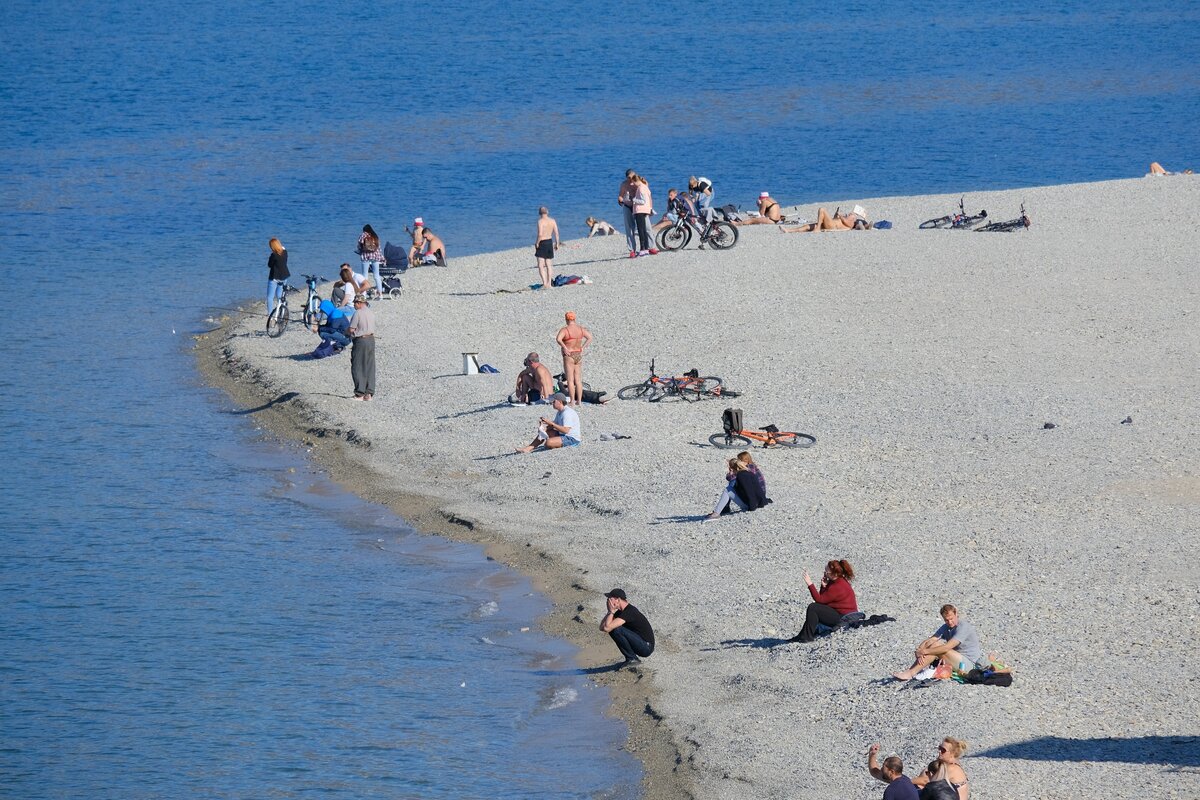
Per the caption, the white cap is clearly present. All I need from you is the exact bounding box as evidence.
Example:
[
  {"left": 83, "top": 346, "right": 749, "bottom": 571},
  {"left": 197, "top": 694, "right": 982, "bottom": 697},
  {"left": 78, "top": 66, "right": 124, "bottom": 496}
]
[
  {"left": 414, "top": 217, "right": 424, "bottom": 226},
  {"left": 759, "top": 191, "right": 770, "bottom": 199}
]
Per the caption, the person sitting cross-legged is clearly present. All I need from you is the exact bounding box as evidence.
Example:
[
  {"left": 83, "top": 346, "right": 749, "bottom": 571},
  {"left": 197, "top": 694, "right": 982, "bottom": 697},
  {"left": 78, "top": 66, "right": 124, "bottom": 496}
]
[{"left": 515, "top": 392, "right": 580, "bottom": 453}]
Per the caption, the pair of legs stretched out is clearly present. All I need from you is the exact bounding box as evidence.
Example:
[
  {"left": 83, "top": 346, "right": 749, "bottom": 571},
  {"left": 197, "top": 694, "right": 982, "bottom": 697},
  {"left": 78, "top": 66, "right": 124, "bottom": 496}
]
[{"left": 782, "top": 208, "right": 868, "bottom": 233}]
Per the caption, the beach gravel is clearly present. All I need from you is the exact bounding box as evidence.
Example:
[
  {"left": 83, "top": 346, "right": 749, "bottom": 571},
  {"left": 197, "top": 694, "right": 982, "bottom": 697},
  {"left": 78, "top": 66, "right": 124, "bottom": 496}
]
[{"left": 199, "top": 177, "right": 1200, "bottom": 799}]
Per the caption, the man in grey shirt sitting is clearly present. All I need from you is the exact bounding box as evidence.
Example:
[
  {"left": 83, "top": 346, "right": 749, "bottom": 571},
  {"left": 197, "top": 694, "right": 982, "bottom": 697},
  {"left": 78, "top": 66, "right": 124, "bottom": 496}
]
[{"left": 892, "top": 603, "right": 985, "bottom": 680}]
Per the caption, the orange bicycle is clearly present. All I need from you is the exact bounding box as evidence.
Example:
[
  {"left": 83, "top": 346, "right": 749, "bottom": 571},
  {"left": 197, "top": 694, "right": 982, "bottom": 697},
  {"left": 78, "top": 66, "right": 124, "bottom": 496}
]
[
  {"left": 618, "top": 358, "right": 731, "bottom": 402},
  {"left": 709, "top": 408, "right": 815, "bottom": 449}
]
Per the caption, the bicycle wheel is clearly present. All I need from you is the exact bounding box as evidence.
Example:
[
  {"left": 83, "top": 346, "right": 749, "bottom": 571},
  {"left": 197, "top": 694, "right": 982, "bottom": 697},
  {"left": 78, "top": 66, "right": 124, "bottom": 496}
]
[
  {"left": 919, "top": 216, "right": 950, "bottom": 229},
  {"left": 302, "top": 297, "right": 322, "bottom": 328},
  {"left": 657, "top": 225, "right": 691, "bottom": 252},
  {"left": 706, "top": 221, "right": 739, "bottom": 250},
  {"left": 266, "top": 302, "right": 289, "bottom": 338},
  {"left": 681, "top": 376, "right": 724, "bottom": 401},
  {"left": 388, "top": 286, "right": 403, "bottom": 299},
  {"left": 617, "top": 383, "right": 656, "bottom": 401},
  {"left": 774, "top": 432, "right": 817, "bottom": 448},
  {"left": 709, "top": 432, "right": 753, "bottom": 449}
]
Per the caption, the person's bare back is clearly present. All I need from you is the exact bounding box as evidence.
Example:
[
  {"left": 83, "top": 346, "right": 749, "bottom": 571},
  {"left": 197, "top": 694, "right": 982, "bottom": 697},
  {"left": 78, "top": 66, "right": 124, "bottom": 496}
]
[{"left": 537, "top": 215, "right": 559, "bottom": 244}]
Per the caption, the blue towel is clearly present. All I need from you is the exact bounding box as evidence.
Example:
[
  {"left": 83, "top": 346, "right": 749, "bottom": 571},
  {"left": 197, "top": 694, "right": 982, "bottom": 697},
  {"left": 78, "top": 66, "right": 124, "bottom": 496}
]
[{"left": 873, "top": 220, "right": 893, "bottom": 229}]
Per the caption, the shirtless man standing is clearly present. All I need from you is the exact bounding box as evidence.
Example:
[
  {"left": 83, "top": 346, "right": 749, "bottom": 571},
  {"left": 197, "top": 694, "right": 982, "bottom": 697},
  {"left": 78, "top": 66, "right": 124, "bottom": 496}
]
[
  {"left": 555, "top": 311, "right": 592, "bottom": 407},
  {"left": 534, "top": 206, "right": 560, "bottom": 288},
  {"left": 736, "top": 192, "right": 786, "bottom": 225}
]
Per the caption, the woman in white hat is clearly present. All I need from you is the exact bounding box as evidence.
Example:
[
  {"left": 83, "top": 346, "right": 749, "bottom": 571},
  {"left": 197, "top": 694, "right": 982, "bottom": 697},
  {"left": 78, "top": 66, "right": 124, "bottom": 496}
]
[{"left": 735, "top": 191, "right": 787, "bottom": 225}]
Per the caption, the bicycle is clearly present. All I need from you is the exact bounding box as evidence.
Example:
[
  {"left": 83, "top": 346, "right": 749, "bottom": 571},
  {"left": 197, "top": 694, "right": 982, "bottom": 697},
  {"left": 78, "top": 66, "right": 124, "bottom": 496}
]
[
  {"left": 617, "top": 358, "right": 727, "bottom": 402},
  {"left": 709, "top": 423, "right": 816, "bottom": 449},
  {"left": 655, "top": 197, "right": 739, "bottom": 252},
  {"left": 265, "top": 273, "right": 325, "bottom": 338},
  {"left": 975, "top": 202, "right": 1030, "bottom": 232},
  {"left": 919, "top": 197, "right": 987, "bottom": 230}
]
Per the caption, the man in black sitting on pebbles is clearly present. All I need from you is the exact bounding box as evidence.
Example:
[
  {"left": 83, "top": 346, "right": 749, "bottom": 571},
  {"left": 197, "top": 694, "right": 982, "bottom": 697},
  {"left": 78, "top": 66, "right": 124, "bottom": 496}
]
[{"left": 600, "top": 588, "right": 654, "bottom": 668}]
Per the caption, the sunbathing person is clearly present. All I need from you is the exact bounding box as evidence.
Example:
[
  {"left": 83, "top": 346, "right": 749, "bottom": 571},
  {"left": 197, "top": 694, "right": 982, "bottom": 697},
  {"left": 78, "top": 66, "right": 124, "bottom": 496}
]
[
  {"left": 512, "top": 352, "right": 555, "bottom": 404},
  {"left": 1148, "top": 161, "right": 1193, "bottom": 175},
  {"left": 736, "top": 192, "right": 787, "bottom": 225},
  {"left": 912, "top": 739, "right": 970, "bottom": 800},
  {"left": 705, "top": 458, "right": 768, "bottom": 520},
  {"left": 418, "top": 228, "right": 448, "bottom": 266},
  {"left": 782, "top": 205, "right": 871, "bottom": 232},
  {"left": 586, "top": 216, "right": 618, "bottom": 237},
  {"left": 789, "top": 559, "right": 857, "bottom": 643},
  {"left": 892, "top": 604, "right": 985, "bottom": 680}
]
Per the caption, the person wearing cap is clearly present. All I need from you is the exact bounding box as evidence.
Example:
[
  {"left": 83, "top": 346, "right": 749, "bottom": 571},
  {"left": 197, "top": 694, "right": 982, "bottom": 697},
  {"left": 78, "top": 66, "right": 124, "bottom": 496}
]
[
  {"left": 782, "top": 205, "right": 872, "bottom": 233},
  {"left": 555, "top": 311, "right": 592, "bottom": 407},
  {"left": 600, "top": 588, "right": 654, "bottom": 667},
  {"left": 312, "top": 299, "right": 351, "bottom": 350},
  {"left": 347, "top": 294, "right": 376, "bottom": 401},
  {"left": 407, "top": 218, "right": 425, "bottom": 267},
  {"left": 512, "top": 352, "right": 555, "bottom": 405},
  {"left": 515, "top": 392, "right": 580, "bottom": 453},
  {"left": 534, "top": 206, "right": 560, "bottom": 289},
  {"left": 736, "top": 192, "right": 787, "bottom": 225}
]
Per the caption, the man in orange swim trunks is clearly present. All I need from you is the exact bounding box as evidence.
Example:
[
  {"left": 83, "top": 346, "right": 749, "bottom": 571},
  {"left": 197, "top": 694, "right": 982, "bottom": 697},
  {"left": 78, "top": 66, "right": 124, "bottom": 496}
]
[{"left": 555, "top": 310, "right": 592, "bottom": 406}]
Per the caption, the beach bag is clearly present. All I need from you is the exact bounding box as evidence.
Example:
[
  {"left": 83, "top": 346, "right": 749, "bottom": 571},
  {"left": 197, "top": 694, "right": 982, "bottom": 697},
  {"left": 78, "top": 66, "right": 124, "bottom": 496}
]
[
  {"left": 873, "top": 220, "right": 893, "bottom": 229},
  {"left": 718, "top": 204, "right": 742, "bottom": 222},
  {"left": 965, "top": 668, "right": 1014, "bottom": 686},
  {"left": 722, "top": 408, "right": 743, "bottom": 435}
]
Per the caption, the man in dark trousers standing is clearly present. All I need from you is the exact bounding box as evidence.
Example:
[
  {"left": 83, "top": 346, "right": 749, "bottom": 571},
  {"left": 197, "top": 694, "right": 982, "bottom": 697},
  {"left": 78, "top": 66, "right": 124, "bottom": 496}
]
[
  {"left": 347, "top": 294, "right": 376, "bottom": 401},
  {"left": 600, "top": 588, "right": 654, "bottom": 668}
]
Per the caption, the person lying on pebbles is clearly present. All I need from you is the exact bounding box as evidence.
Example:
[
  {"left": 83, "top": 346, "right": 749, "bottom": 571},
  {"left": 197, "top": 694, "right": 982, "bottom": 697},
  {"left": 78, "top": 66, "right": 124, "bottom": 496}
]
[{"left": 781, "top": 205, "right": 871, "bottom": 232}]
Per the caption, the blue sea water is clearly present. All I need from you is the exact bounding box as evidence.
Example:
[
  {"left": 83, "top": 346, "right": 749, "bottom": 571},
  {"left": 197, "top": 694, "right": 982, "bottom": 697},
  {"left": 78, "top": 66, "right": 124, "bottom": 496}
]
[{"left": 1, "top": 2, "right": 1197, "bottom": 797}]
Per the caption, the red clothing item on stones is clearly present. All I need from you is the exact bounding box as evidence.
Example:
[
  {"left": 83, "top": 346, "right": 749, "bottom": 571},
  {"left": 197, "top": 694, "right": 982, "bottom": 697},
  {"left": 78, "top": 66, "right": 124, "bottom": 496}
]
[{"left": 807, "top": 578, "right": 857, "bottom": 615}]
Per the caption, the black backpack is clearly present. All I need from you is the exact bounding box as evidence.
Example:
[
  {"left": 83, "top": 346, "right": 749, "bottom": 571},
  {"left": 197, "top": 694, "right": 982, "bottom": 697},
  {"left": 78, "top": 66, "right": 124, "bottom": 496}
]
[{"left": 722, "top": 408, "right": 743, "bottom": 435}]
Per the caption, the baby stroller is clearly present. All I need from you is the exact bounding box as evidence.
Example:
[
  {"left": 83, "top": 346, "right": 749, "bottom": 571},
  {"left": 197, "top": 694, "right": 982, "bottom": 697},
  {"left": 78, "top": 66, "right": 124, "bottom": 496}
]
[{"left": 376, "top": 241, "right": 406, "bottom": 299}]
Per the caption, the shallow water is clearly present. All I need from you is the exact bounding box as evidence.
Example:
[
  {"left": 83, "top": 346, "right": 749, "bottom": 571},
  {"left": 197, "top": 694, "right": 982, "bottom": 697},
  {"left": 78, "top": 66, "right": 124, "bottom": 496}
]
[{"left": 1, "top": 1, "right": 1197, "bottom": 797}]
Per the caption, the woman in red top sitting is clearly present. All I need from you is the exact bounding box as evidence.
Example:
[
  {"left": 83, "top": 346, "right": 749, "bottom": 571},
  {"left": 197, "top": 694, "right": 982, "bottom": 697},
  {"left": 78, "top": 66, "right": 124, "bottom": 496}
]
[{"left": 789, "top": 560, "right": 857, "bottom": 643}]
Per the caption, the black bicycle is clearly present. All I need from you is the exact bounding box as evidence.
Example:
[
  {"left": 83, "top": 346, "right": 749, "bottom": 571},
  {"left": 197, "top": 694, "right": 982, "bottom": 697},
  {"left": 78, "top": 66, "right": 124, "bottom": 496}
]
[
  {"left": 919, "top": 197, "right": 987, "bottom": 230},
  {"left": 266, "top": 273, "right": 325, "bottom": 338},
  {"left": 656, "top": 197, "right": 739, "bottom": 252},
  {"left": 976, "top": 203, "right": 1030, "bottom": 232}
]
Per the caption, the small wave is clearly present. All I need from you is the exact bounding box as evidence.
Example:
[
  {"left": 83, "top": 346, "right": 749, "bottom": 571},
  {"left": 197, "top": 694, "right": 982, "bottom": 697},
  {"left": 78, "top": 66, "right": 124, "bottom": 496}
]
[
  {"left": 474, "top": 600, "right": 499, "bottom": 618},
  {"left": 479, "top": 636, "right": 494, "bottom": 645},
  {"left": 545, "top": 687, "right": 578, "bottom": 711}
]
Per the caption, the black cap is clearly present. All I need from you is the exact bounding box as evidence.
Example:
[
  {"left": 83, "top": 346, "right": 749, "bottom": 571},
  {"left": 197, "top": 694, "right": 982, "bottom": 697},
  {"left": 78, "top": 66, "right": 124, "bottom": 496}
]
[{"left": 604, "top": 588, "right": 626, "bottom": 600}]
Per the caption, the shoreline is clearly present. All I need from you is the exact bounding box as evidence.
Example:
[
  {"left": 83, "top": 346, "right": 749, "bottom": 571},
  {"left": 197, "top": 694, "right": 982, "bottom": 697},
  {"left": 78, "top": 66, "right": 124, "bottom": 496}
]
[
  {"left": 193, "top": 320, "right": 697, "bottom": 800},
  {"left": 196, "top": 175, "right": 1198, "bottom": 799}
]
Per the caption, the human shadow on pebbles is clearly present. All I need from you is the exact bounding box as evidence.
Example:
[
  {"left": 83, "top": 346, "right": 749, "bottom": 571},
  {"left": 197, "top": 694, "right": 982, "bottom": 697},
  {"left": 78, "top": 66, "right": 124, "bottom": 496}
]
[
  {"left": 650, "top": 514, "right": 709, "bottom": 525},
  {"left": 714, "top": 637, "right": 795, "bottom": 650},
  {"left": 977, "top": 736, "right": 1200, "bottom": 768},
  {"left": 437, "top": 402, "right": 512, "bottom": 419},
  {"left": 225, "top": 391, "right": 300, "bottom": 414}
]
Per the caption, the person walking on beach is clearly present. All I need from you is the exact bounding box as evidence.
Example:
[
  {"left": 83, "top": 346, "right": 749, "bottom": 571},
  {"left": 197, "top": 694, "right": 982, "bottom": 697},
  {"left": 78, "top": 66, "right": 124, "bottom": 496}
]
[
  {"left": 534, "top": 206, "right": 560, "bottom": 288},
  {"left": 515, "top": 392, "right": 580, "bottom": 452},
  {"left": 357, "top": 224, "right": 385, "bottom": 297},
  {"left": 867, "top": 745, "right": 920, "bottom": 800},
  {"left": 892, "top": 605, "right": 986, "bottom": 681},
  {"left": 347, "top": 294, "right": 376, "bottom": 401},
  {"left": 600, "top": 588, "right": 654, "bottom": 668},
  {"left": 555, "top": 311, "right": 592, "bottom": 406},
  {"left": 266, "top": 237, "right": 289, "bottom": 316}
]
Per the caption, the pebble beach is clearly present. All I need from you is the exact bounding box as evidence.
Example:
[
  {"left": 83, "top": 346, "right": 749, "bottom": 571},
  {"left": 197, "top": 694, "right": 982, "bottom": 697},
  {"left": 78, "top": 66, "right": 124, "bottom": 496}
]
[{"left": 197, "top": 176, "right": 1200, "bottom": 799}]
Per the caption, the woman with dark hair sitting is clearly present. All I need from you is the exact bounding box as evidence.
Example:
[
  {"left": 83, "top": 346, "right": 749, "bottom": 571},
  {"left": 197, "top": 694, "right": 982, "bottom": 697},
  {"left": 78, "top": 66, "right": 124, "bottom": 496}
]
[{"left": 790, "top": 559, "right": 857, "bottom": 642}]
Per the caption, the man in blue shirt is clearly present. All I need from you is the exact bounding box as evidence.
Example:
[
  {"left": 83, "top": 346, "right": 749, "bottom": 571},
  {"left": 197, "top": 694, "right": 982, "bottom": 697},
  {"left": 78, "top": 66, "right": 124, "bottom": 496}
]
[{"left": 312, "top": 300, "right": 350, "bottom": 350}]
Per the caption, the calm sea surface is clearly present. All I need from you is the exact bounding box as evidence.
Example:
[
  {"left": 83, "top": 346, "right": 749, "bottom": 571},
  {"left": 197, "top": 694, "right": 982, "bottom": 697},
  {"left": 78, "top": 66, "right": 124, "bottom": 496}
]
[{"left": 1, "top": 2, "right": 1197, "bottom": 797}]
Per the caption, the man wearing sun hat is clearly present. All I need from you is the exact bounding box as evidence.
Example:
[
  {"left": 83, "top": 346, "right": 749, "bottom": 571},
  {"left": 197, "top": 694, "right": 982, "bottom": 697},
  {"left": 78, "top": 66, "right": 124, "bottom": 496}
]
[
  {"left": 407, "top": 217, "right": 425, "bottom": 267},
  {"left": 515, "top": 391, "right": 580, "bottom": 453},
  {"left": 600, "top": 588, "right": 655, "bottom": 667},
  {"left": 347, "top": 294, "right": 376, "bottom": 401}
]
